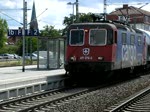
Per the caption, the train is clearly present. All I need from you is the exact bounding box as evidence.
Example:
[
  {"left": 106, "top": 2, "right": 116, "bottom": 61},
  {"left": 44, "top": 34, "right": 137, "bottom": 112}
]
[{"left": 64, "top": 18, "right": 150, "bottom": 79}]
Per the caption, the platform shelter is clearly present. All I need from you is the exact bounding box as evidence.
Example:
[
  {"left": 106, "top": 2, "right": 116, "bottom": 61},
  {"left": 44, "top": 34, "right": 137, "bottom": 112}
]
[{"left": 36, "top": 37, "right": 65, "bottom": 70}]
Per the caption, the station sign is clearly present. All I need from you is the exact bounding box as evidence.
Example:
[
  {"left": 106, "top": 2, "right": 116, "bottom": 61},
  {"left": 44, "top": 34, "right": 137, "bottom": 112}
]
[{"left": 7, "top": 29, "right": 39, "bottom": 36}]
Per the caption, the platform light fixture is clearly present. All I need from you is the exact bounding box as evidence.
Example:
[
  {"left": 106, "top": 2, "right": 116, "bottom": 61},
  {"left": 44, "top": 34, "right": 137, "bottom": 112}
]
[{"left": 67, "top": 1, "right": 78, "bottom": 23}]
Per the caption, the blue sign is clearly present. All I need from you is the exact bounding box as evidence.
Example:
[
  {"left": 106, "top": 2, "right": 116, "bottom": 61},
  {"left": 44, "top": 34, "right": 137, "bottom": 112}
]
[{"left": 8, "top": 29, "right": 39, "bottom": 36}]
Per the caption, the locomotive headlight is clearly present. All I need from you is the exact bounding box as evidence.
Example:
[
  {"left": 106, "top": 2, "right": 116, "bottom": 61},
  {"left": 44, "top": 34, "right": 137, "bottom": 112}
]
[
  {"left": 84, "top": 29, "right": 88, "bottom": 32},
  {"left": 70, "top": 56, "right": 76, "bottom": 61},
  {"left": 98, "top": 56, "right": 104, "bottom": 61}
]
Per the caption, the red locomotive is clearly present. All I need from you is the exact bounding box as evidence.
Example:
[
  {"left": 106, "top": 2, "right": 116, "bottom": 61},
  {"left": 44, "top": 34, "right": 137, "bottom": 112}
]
[{"left": 64, "top": 19, "right": 150, "bottom": 79}]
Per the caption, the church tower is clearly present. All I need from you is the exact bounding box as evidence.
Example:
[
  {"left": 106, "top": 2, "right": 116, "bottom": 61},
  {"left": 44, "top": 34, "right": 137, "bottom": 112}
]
[{"left": 30, "top": 1, "right": 38, "bottom": 30}]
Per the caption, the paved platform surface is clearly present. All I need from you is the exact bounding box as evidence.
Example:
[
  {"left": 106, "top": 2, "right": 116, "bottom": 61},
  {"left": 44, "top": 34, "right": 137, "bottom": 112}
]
[
  {"left": 0, "top": 65, "right": 66, "bottom": 101},
  {"left": 0, "top": 65, "right": 66, "bottom": 81}
]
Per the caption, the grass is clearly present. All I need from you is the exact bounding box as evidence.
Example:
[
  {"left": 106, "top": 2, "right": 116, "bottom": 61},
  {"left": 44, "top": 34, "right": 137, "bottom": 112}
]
[{"left": 0, "top": 59, "right": 37, "bottom": 67}]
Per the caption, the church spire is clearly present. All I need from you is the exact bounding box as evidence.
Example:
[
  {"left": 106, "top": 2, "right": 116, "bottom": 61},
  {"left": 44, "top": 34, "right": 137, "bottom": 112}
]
[{"left": 30, "top": 1, "right": 38, "bottom": 30}]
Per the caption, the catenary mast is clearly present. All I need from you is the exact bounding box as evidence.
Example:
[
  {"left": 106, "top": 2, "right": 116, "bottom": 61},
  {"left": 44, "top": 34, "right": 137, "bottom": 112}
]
[
  {"left": 76, "top": 0, "right": 79, "bottom": 22},
  {"left": 104, "top": 0, "right": 107, "bottom": 20}
]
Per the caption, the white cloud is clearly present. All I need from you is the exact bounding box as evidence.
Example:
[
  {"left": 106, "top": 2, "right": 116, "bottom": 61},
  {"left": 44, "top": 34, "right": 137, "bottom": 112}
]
[
  {"left": 33, "top": 0, "right": 70, "bottom": 29},
  {"left": 0, "top": 0, "right": 18, "bottom": 8},
  {"left": 0, "top": 0, "right": 149, "bottom": 30}
]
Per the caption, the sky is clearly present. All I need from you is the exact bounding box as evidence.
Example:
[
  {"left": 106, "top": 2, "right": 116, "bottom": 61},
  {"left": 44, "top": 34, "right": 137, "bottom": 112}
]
[{"left": 0, "top": 0, "right": 149, "bottom": 30}]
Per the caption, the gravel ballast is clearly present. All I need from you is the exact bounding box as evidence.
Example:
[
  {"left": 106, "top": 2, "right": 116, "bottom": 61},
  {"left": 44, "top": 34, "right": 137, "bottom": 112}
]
[{"left": 46, "top": 75, "right": 150, "bottom": 112}]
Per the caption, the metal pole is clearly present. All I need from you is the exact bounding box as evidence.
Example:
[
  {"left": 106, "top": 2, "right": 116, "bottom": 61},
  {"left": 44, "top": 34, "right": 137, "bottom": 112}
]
[
  {"left": 104, "top": 0, "right": 107, "bottom": 20},
  {"left": 57, "top": 39, "right": 60, "bottom": 68},
  {"left": 22, "top": 0, "right": 25, "bottom": 72},
  {"left": 73, "top": 4, "right": 74, "bottom": 16},
  {"left": 47, "top": 38, "right": 50, "bottom": 69},
  {"left": 30, "top": 37, "right": 33, "bottom": 64},
  {"left": 37, "top": 37, "right": 39, "bottom": 69},
  {"left": 76, "top": 0, "right": 79, "bottom": 22},
  {"left": 72, "top": 4, "right": 74, "bottom": 23}
]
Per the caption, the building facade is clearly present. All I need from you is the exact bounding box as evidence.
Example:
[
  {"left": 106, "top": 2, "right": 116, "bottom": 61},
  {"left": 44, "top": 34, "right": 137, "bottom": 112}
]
[{"left": 107, "top": 4, "right": 150, "bottom": 31}]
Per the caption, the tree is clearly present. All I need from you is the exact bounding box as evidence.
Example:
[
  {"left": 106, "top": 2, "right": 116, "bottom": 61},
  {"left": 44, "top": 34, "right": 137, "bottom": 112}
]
[
  {"left": 79, "top": 13, "right": 93, "bottom": 22},
  {"left": 63, "top": 15, "right": 74, "bottom": 26},
  {"left": 0, "top": 18, "right": 8, "bottom": 48},
  {"left": 62, "top": 12, "right": 93, "bottom": 36},
  {"left": 38, "top": 25, "right": 62, "bottom": 52},
  {"left": 40, "top": 25, "right": 61, "bottom": 37}
]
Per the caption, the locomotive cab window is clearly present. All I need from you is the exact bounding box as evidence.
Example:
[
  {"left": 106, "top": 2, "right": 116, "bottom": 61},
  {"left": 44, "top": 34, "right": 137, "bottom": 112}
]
[
  {"left": 138, "top": 36, "right": 142, "bottom": 45},
  {"left": 122, "top": 33, "right": 127, "bottom": 44},
  {"left": 130, "top": 35, "right": 135, "bottom": 45},
  {"left": 89, "top": 29, "right": 106, "bottom": 45},
  {"left": 69, "top": 29, "right": 84, "bottom": 45}
]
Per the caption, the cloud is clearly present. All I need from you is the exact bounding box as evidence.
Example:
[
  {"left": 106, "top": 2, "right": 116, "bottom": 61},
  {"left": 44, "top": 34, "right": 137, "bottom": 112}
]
[
  {"left": 33, "top": 0, "right": 70, "bottom": 29},
  {"left": 0, "top": 0, "right": 18, "bottom": 8},
  {"left": 0, "top": 0, "right": 149, "bottom": 30}
]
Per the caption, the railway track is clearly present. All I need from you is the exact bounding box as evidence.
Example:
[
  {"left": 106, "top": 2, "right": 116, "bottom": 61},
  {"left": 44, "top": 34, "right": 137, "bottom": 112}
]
[
  {"left": 0, "top": 72, "right": 146, "bottom": 112},
  {"left": 104, "top": 85, "right": 150, "bottom": 112},
  {"left": 0, "top": 85, "right": 99, "bottom": 112},
  {"left": 0, "top": 77, "right": 126, "bottom": 112}
]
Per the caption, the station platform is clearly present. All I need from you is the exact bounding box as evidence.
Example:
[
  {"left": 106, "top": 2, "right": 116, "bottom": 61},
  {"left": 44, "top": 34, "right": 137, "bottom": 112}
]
[
  {"left": 0, "top": 65, "right": 66, "bottom": 101},
  {"left": 0, "top": 65, "right": 65, "bottom": 81}
]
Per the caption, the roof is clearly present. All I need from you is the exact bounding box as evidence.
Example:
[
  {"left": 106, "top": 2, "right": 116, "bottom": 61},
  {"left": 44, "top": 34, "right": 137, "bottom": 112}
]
[{"left": 109, "top": 5, "right": 150, "bottom": 16}]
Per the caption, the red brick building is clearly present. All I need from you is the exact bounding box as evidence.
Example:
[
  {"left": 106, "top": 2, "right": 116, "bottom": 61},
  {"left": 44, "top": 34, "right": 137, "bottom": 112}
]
[
  {"left": 7, "top": 36, "right": 20, "bottom": 45},
  {"left": 107, "top": 4, "right": 150, "bottom": 31}
]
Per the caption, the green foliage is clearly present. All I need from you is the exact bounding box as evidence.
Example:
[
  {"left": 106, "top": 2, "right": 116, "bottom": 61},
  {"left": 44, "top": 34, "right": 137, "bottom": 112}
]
[
  {"left": 79, "top": 13, "right": 93, "bottom": 22},
  {"left": 62, "top": 12, "right": 93, "bottom": 36},
  {"left": 25, "top": 37, "right": 38, "bottom": 53},
  {"left": 63, "top": 16, "right": 74, "bottom": 26},
  {"left": 15, "top": 39, "right": 23, "bottom": 56},
  {"left": 63, "top": 13, "right": 93, "bottom": 25},
  {"left": 0, "top": 18, "right": 8, "bottom": 48},
  {"left": 16, "top": 25, "right": 61, "bottom": 56},
  {"left": 16, "top": 37, "right": 38, "bottom": 55},
  {"left": 0, "top": 45, "right": 19, "bottom": 54},
  {"left": 40, "top": 25, "right": 61, "bottom": 38},
  {"left": 0, "top": 60, "right": 22, "bottom": 67},
  {"left": 31, "top": 37, "right": 38, "bottom": 52},
  {"left": 38, "top": 39, "right": 47, "bottom": 51},
  {"left": 38, "top": 25, "right": 63, "bottom": 53}
]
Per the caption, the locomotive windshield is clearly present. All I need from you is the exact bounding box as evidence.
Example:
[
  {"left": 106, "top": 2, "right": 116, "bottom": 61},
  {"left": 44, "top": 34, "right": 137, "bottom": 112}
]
[
  {"left": 69, "top": 29, "right": 84, "bottom": 45},
  {"left": 89, "top": 29, "right": 107, "bottom": 45}
]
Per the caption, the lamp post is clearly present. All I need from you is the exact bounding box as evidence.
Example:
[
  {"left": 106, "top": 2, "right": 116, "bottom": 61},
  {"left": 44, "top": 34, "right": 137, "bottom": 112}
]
[
  {"left": 22, "top": 0, "right": 26, "bottom": 72},
  {"left": 67, "top": 2, "right": 78, "bottom": 23},
  {"left": 76, "top": 0, "right": 79, "bottom": 22}
]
